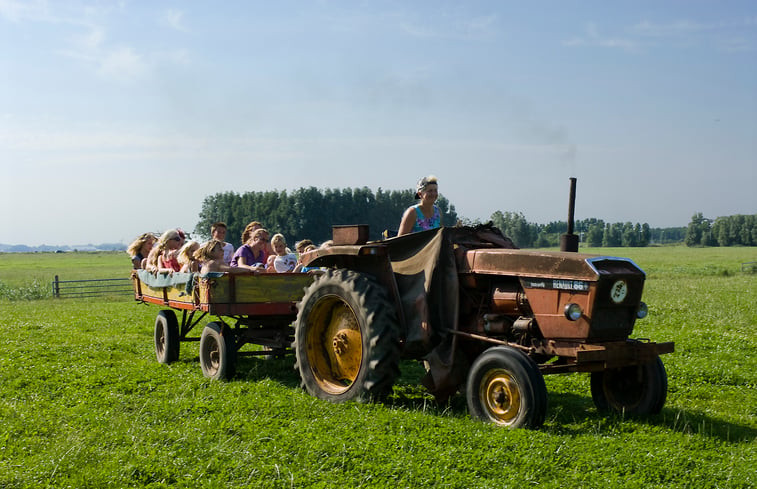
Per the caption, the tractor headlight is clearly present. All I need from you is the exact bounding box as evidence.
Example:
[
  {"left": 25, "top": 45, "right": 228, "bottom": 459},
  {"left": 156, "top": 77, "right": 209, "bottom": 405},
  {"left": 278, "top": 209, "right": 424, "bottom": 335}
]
[
  {"left": 636, "top": 302, "right": 648, "bottom": 319},
  {"left": 564, "top": 303, "right": 582, "bottom": 321}
]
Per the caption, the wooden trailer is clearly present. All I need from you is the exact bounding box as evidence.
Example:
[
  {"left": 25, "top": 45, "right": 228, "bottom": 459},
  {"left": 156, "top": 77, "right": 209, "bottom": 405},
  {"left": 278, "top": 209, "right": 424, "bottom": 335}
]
[{"left": 131, "top": 270, "right": 313, "bottom": 379}]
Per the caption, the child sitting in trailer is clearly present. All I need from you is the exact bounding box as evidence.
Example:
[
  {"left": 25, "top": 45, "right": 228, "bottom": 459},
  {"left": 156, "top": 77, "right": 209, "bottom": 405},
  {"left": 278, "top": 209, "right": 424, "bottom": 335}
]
[
  {"left": 145, "top": 228, "right": 185, "bottom": 274},
  {"left": 294, "top": 239, "right": 314, "bottom": 256},
  {"left": 294, "top": 244, "right": 318, "bottom": 273},
  {"left": 177, "top": 240, "right": 200, "bottom": 273},
  {"left": 231, "top": 228, "right": 269, "bottom": 272},
  {"left": 269, "top": 233, "right": 298, "bottom": 273},
  {"left": 197, "top": 240, "right": 254, "bottom": 275},
  {"left": 127, "top": 232, "right": 156, "bottom": 269}
]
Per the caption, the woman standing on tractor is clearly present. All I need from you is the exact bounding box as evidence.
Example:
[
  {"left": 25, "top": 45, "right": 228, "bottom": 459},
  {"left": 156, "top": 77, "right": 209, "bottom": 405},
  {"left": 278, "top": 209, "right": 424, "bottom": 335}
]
[{"left": 398, "top": 175, "right": 441, "bottom": 236}]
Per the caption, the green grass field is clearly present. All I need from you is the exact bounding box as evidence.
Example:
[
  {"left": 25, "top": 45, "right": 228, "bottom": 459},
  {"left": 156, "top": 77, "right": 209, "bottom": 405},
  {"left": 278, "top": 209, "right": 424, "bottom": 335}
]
[{"left": 0, "top": 247, "right": 755, "bottom": 487}]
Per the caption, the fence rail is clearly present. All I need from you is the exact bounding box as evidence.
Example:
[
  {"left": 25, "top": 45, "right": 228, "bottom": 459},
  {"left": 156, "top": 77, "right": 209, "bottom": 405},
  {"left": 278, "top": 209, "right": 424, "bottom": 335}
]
[{"left": 52, "top": 275, "right": 132, "bottom": 298}]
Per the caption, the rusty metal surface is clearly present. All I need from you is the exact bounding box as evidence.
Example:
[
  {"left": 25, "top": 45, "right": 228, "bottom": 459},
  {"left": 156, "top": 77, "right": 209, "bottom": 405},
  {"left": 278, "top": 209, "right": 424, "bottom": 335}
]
[
  {"left": 534, "top": 339, "right": 675, "bottom": 372},
  {"left": 461, "top": 249, "right": 604, "bottom": 280},
  {"left": 332, "top": 224, "right": 370, "bottom": 245}
]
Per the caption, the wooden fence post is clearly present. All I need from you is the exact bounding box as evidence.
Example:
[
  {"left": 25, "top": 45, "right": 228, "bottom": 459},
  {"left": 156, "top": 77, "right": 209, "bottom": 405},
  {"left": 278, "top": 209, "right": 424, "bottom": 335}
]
[{"left": 53, "top": 275, "right": 60, "bottom": 298}]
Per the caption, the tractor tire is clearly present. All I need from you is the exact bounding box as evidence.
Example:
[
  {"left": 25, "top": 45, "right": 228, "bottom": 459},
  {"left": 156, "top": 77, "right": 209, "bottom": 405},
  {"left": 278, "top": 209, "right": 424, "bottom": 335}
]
[
  {"left": 199, "top": 322, "right": 237, "bottom": 380},
  {"left": 294, "top": 269, "right": 401, "bottom": 402},
  {"left": 154, "top": 310, "right": 179, "bottom": 364},
  {"left": 466, "top": 346, "right": 548, "bottom": 429},
  {"left": 590, "top": 355, "right": 668, "bottom": 415}
]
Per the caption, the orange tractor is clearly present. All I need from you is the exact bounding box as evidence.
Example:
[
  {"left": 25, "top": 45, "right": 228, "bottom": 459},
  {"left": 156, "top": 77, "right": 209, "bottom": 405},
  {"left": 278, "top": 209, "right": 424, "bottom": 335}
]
[{"left": 292, "top": 180, "right": 673, "bottom": 428}]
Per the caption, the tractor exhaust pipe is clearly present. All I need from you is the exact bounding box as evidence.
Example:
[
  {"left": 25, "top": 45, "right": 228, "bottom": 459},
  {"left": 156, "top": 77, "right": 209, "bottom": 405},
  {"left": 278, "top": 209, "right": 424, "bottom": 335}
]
[{"left": 560, "top": 177, "right": 579, "bottom": 252}]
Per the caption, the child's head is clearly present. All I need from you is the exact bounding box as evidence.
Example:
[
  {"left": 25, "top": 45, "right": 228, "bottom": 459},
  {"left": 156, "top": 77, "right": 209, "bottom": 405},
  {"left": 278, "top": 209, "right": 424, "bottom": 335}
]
[
  {"left": 271, "top": 233, "right": 287, "bottom": 256},
  {"left": 241, "top": 221, "right": 263, "bottom": 244},
  {"left": 298, "top": 245, "right": 317, "bottom": 264},
  {"left": 195, "top": 239, "right": 224, "bottom": 262},
  {"left": 127, "top": 232, "right": 156, "bottom": 256},
  {"left": 211, "top": 222, "right": 227, "bottom": 241},
  {"left": 295, "top": 239, "right": 313, "bottom": 254},
  {"left": 248, "top": 228, "right": 269, "bottom": 246},
  {"left": 157, "top": 228, "right": 185, "bottom": 252},
  {"left": 177, "top": 241, "right": 199, "bottom": 265}
]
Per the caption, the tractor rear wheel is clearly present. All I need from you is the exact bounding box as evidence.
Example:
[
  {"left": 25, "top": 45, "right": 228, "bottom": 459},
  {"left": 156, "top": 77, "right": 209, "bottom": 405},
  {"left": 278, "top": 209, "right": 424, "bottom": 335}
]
[
  {"left": 154, "top": 310, "right": 179, "bottom": 364},
  {"left": 590, "top": 356, "right": 668, "bottom": 415},
  {"left": 294, "top": 269, "right": 400, "bottom": 402},
  {"left": 466, "top": 346, "right": 548, "bottom": 428}
]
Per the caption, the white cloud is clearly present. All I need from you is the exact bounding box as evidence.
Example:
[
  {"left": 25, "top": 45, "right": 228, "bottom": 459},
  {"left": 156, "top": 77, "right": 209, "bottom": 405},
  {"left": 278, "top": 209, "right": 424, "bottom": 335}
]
[
  {"left": 631, "top": 19, "right": 719, "bottom": 37},
  {"left": 564, "top": 17, "right": 756, "bottom": 52},
  {"left": 0, "top": 0, "right": 51, "bottom": 23},
  {"left": 96, "top": 46, "right": 147, "bottom": 81},
  {"left": 562, "top": 22, "right": 639, "bottom": 52},
  {"left": 562, "top": 16, "right": 757, "bottom": 52},
  {"left": 397, "top": 8, "right": 498, "bottom": 41},
  {"left": 72, "top": 24, "right": 105, "bottom": 50},
  {"left": 717, "top": 36, "right": 755, "bottom": 53},
  {"left": 164, "top": 8, "right": 186, "bottom": 31}
]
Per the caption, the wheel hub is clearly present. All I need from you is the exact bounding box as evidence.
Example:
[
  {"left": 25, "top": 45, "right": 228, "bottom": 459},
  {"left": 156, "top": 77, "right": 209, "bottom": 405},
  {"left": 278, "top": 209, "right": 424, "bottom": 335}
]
[
  {"left": 306, "top": 296, "right": 363, "bottom": 394},
  {"left": 481, "top": 369, "right": 522, "bottom": 425}
]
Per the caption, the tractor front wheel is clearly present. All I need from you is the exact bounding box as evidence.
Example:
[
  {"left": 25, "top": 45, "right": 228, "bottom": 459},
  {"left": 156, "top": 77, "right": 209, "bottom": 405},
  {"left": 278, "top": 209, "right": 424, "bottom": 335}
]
[
  {"left": 590, "top": 356, "right": 668, "bottom": 415},
  {"left": 466, "top": 346, "right": 547, "bottom": 429}
]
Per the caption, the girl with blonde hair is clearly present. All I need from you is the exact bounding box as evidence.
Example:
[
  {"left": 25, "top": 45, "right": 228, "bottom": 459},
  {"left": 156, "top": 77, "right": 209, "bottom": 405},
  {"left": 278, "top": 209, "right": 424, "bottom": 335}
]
[
  {"left": 177, "top": 240, "right": 200, "bottom": 273},
  {"left": 126, "top": 232, "right": 155, "bottom": 269},
  {"left": 196, "top": 240, "right": 253, "bottom": 274},
  {"left": 146, "top": 228, "right": 185, "bottom": 273},
  {"left": 269, "top": 233, "right": 297, "bottom": 273},
  {"left": 230, "top": 228, "right": 269, "bottom": 272}
]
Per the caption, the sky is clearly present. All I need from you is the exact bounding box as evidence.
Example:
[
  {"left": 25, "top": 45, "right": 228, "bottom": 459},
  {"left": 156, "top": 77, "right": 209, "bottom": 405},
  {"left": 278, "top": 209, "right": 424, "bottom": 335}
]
[{"left": 1, "top": 1, "right": 755, "bottom": 247}]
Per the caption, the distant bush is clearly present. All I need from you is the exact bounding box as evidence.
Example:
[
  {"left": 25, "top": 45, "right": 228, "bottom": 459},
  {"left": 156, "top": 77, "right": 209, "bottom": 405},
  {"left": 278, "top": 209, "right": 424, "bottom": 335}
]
[{"left": 0, "top": 280, "right": 52, "bottom": 300}]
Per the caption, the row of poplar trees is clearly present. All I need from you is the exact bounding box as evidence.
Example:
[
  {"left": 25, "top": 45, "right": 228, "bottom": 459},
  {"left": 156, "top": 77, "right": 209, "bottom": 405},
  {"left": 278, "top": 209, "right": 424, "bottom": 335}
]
[
  {"left": 194, "top": 187, "right": 671, "bottom": 249},
  {"left": 488, "top": 212, "right": 656, "bottom": 248},
  {"left": 685, "top": 213, "right": 757, "bottom": 247},
  {"left": 194, "top": 187, "right": 457, "bottom": 247}
]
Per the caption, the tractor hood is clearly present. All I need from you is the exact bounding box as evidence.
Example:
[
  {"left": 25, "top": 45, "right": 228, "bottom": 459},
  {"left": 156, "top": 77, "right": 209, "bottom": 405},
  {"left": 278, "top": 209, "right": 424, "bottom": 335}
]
[{"left": 461, "top": 248, "right": 646, "bottom": 282}]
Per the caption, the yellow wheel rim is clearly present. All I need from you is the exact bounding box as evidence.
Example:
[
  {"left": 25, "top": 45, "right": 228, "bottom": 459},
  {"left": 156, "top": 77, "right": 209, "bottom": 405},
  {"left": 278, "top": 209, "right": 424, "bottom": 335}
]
[
  {"left": 479, "top": 369, "right": 522, "bottom": 425},
  {"left": 305, "top": 295, "right": 363, "bottom": 394}
]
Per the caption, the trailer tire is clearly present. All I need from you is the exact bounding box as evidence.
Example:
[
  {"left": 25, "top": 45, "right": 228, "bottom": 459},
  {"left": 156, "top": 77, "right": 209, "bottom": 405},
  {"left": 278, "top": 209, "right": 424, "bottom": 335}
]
[
  {"left": 294, "top": 269, "right": 400, "bottom": 402},
  {"left": 590, "top": 356, "right": 668, "bottom": 415},
  {"left": 466, "top": 346, "right": 547, "bottom": 429},
  {"left": 154, "top": 310, "right": 180, "bottom": 364},
  {"left": 200, "top": 322, "right": 236, "bottom": 380}
]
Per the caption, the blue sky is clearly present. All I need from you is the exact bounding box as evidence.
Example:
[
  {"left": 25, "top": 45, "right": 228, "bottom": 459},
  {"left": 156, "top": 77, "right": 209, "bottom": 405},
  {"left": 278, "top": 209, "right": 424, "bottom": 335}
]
[{"left": 1, "top": 1, "right": 755, "bottom": 246}]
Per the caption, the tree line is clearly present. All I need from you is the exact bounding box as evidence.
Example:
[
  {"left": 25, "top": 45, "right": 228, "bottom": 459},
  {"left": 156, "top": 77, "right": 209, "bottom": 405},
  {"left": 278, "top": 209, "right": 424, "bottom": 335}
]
[
  {"left": 685, "top": 213, "right": 757, "bottom": 247},
  {"left": 194, "top": 187, "right": 457, "bottom": 246},
  {"left": 193, "top": 187, "right": 690, "bottom": 248},
  {"left": 487, "top": 212, "right": 684, "bottom": 248}
]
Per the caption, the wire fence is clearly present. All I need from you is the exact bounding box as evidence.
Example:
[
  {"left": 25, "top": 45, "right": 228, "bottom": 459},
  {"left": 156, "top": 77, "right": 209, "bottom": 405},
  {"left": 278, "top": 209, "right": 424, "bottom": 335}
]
[{"left": 52, "top": 275, "right": 133, "bottom": 298}]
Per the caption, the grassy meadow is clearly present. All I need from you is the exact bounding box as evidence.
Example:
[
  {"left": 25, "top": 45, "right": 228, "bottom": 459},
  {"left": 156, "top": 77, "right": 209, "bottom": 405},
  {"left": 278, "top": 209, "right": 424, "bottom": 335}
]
[{"left": 0, "top": 246, "right": 755, "bottom": 488}]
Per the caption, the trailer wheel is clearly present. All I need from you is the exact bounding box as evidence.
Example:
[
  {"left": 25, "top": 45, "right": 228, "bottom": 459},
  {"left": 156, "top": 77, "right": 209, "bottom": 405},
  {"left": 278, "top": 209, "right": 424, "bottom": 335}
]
[
  {"left": 154, "top": 310, "right": 179, "bottom": 364},
  {"left": 200, "top": 322, "right": 237, "bottom": 380},
  {"left": 590, "top": 356, "right": 668, "bottom": 415},
  {"left": 466, "top": 346, "right": 547, "bottom": 428},
  {"left": 294, "top": 269, "right": 400, "bottom": 402}
]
